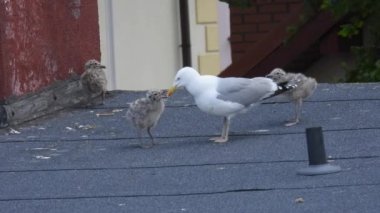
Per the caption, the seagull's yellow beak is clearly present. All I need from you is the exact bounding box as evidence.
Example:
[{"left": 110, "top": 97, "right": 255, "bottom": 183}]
[{"left": 167, "top": 86, "right": 177, "bottom": 97}]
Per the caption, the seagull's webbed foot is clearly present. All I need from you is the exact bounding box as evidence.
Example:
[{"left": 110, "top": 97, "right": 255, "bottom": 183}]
[
  {"left": 137, "top": 130, "right": 154, "bottom": 149},
  {"left": 209, "top": 117, "right": 230, "bottom": 143},
  {"left": 285, "top": 99, "right": 302, "bottom": 127},
  {"left": 209, "top": 137, "right": 228, "bottom": 143},
  {"left": 146, "top": 127, "right": 157, "bottom": 147},
  {"left": 101, "top": 91, "right": 106, "bottom": 105},
  {"left": 284, "top": 119, "right": 299, "bottom": 127},
  {"left": 139, "top": 143, "right": 154, "bottom": 149}
]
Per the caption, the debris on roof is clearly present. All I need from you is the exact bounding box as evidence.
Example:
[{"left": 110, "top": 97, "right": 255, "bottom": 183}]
[{"left": 0, "top": 83, "right": 379, "bottom": 213}]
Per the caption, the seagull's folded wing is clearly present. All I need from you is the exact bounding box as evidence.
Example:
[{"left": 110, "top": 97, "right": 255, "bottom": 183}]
[{"left": 216, "top": 77, "right": 276, "bottom": 106}]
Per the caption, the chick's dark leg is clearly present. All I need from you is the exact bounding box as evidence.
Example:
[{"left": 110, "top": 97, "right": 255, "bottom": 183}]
[
  {"left": 147, "top": 127, "right": 156, "bottom": 146},
  {"left": 138, "top": 129, "right": 153, "bottom": 149},
  {"left": 101, "top": 90, "right": 105, "bottom": 105}
]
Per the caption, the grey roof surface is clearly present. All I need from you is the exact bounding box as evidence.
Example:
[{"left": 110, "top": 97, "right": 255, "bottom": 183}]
[{"left": 0, "top": 83, "right": 379, "bottom": 213}]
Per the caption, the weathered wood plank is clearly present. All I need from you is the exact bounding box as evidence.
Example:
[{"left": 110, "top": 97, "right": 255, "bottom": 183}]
[
  {"left": 0, "top": 76, "right": 102, "bottom": 127},
  {"left": 219, "top": 11, "right": 338, "bottom": 78}
]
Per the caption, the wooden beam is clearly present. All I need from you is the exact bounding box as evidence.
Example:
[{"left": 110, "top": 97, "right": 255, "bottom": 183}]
[
  {"left": 219, "top": 10, "right": 339, "bottom": 78},
  {"left": 0, "top": 75, "right": 103, "bottom": 127},
  {"left": 219, "top": 7, "right": 304, "bottom": 77},
  {"left": 244, "top": 11, "right": 338, "bottom": 78}
]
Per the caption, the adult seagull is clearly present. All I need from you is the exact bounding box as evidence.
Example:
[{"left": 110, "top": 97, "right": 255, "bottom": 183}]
[{"left": 167, "top": 67, "right": 296, "bottom": 143}]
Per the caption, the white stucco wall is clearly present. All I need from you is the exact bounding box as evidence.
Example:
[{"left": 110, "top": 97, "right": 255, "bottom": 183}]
[
  {"left": 98, "top": 0, "right": 181, "bottom": 90},
  {"left": 98, "top": 0, "right": 229, "bottom": 90}
]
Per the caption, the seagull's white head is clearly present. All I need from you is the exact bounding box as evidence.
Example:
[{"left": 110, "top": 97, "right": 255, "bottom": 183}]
[{"left": 167, "top": 67, "right": 200, "bottom": 96}]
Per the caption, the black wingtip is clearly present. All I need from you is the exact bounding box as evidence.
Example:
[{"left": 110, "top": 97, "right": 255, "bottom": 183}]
[{"left": 263, "top": 81, "right": 297, "bottom": 100}]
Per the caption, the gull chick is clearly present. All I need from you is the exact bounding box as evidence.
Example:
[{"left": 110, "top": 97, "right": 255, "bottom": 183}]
[
  {"left": 81, "top": 59, "right": 107, "bottom": 104},
  {"left": 167, "top": 67, "right": 297, "bottom": 143},
  {"left": 266, "top": 68, "right": 317, "bottom": 126},
  {"left": 126, "top": 90, "right": 167, "bottom": 148}
]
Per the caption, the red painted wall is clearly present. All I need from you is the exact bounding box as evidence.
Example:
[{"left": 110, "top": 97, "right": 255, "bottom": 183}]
[
  {"left": 0, "top": 0, "right": 100, "bottom": 100},
  {"left": 229, "top": 0, "right": 303, "bottom": 62}
]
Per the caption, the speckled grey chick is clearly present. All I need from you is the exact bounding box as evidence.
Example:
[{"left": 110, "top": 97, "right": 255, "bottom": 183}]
[
  {"left": 126, "top": 90, "right": 167, "bottom": 148},
  {"left": 266, "top": 68, "right": 317, "bottom": 126},
  {"left": 81, "top": 59, "right": 107, "bottom": 104}
]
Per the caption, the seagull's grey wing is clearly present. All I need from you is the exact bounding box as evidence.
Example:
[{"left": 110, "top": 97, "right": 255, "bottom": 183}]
[{"left": 216, "top": 77, "right": 276, "bottom": 106}]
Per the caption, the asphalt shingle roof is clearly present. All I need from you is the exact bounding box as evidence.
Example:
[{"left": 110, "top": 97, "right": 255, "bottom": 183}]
[{"left": 0, "top": 83, "right": 379, "bottom": 213}]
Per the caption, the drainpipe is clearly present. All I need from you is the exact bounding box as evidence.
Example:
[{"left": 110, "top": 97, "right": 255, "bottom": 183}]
[{"left": 179, "top": 0, "right": 192, "bottom": 67}]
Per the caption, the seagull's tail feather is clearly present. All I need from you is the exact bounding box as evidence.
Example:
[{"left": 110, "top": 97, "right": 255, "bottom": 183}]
[{"left": 264, "top": 82, "right": 297, "bottom": 100}]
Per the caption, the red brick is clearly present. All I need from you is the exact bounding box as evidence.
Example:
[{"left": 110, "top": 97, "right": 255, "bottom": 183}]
[
  {"left": 274, "top": 0, "right": 302, "bottom": 2},
  {"left": 230, "top": 7, "right": 257, "bottom": 15},
  {"left": 231, "top": 42, "right": 256, "bottom": 52},
  {"left": 244, "top": 14, "right": 271, "bottom": 23},
  {"left": 255, "top": 0, "right": 273, "bottom": 5},
  {"left": 231, "top": 24, "right": 258, "bottom": 33},
  {"left": 259, "top": 4, "right": 287, "bottom": 13},
  {"left": 258, "top": 23, "right": 278, "bottom": 32},
  {"left": 231, "top": 15, "right": 243, "bottom": 24},
  {"left": 273, "top": 13, "right": 290, "bottom": 22},
  {"left": 230, "top": 8, "right": 241, "bottom": 14},
  {"left": 244, "top": 33, "right": 267, "bottom": 42},
  {"left": 320, "top": 28, "right": 340, "bottom": 54},
  {"left": 288, "top": 3, "right": 303, "bottom": 12},
  {"left": 232, "top": 52, "right": 246, "bottom": 62},
  {"left": 230, "top": 34, "right": 244, "bottom": 42},
  {"left": 247, "top": 7, "right": 258, "bottom": 14}
]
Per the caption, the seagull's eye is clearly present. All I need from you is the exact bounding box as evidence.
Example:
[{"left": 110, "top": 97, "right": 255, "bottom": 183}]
[{"left": 176, "top": 77, "right": 181, "bottom": 81}]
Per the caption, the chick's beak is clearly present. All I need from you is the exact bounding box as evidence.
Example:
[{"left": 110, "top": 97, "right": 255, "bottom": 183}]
[{"left": 167, "top": 86, "right": 177, "bottom": 97}]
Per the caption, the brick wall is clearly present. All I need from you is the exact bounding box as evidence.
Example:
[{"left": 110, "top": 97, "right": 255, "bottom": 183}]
[{"left": 229, "top": 0, "right": 303, "bottom": 62}]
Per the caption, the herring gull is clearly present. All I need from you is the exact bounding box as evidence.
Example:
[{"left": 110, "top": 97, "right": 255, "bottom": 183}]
[{"left": 167, "top": 67, "right": 297, "bottom": 143}]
